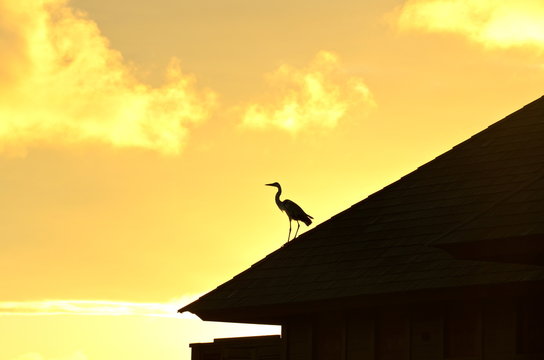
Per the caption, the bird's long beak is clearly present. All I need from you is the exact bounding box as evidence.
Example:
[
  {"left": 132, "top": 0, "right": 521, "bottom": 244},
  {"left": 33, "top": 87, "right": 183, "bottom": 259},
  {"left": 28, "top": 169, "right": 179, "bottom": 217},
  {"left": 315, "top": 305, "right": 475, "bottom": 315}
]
[{"left": 265, "top": 183, "right": 274, "bottom": 186}]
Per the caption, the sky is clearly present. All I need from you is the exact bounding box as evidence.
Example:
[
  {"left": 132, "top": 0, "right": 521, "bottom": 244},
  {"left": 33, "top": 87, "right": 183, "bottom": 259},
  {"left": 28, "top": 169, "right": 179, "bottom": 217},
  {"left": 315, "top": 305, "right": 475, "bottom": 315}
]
[{"left": 1, "top": 0, "right": 543, "bottom": 359}]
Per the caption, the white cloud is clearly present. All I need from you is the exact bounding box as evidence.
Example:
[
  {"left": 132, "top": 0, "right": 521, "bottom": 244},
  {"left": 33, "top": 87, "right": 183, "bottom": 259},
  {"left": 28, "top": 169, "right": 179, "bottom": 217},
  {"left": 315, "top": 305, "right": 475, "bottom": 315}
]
[
  {"left": 241, "top": 51, "right": 375, "bottom": 133},
  {"left": 0, "top": 297, "right": 201, "bottom": 318},
  {"left": 396, "top": 0, "right": 544, "bottom": 50},
  {"left": 0, "top": 0, "right": 216, "bottom": 156}
]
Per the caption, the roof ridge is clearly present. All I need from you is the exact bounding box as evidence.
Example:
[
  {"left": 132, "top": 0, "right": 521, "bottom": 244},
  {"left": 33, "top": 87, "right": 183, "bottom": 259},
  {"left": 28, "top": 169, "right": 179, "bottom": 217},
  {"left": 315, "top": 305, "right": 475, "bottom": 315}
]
[{"left": 288, "top": 96, "right": 544, "bottom": 245}]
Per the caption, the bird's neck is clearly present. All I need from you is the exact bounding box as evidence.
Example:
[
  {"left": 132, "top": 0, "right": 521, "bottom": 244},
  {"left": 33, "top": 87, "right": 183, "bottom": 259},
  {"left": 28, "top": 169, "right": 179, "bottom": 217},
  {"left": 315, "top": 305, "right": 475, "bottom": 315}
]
[{"left": 274, "top": 186, "right": 283, "bottom": 209}]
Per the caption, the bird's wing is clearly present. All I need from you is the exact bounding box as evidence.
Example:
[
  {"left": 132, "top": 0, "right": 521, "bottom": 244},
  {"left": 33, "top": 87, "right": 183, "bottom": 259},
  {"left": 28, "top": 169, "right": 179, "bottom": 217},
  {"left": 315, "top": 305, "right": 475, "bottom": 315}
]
[{"left": 283, "top": 199, "right": 312, "bottom": 220}]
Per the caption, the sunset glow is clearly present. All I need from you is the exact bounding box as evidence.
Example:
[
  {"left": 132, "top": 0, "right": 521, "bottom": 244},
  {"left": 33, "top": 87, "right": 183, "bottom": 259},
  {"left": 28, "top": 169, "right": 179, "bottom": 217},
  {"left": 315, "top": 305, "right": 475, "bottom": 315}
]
[
  {"left": 11, "top": 351, "right": 88, "bottom": 360},
  {"left": 1, "top": 0, "right": 543, "bottom": 359},
  {"left": 0, "top": 299, "right": 186, "bottom": 318}
]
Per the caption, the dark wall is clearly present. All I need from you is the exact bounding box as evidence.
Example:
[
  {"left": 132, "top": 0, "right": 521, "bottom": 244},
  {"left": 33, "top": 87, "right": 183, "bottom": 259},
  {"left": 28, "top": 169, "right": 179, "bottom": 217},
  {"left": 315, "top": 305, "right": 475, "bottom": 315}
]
[
  {"left": 282, "top": 297, "right": 543, "bottom": 360},
  {"left": 190, "top": 335, "right": 282, "bottom": 360}
]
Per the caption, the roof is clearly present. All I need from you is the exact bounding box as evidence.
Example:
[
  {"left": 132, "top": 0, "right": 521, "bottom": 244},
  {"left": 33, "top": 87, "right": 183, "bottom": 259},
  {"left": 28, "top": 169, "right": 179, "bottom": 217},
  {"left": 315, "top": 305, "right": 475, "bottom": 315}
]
[{"left": 180, "top": 96, "right": 544, "bottom": 323}]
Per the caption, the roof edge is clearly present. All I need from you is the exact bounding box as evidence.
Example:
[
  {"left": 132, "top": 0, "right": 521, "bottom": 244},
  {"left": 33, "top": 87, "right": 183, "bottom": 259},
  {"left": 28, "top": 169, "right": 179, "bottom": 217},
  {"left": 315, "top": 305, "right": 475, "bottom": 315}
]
[{"left": 180, "top": 279, "right": 544, "bottom": 324}]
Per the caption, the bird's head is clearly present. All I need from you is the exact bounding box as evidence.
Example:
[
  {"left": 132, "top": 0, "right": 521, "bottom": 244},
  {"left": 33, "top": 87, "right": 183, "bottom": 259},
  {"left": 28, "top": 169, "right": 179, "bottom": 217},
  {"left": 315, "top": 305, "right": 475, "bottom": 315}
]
[{"left": 265, "top": 182, "right": 281, "bottom": 188}]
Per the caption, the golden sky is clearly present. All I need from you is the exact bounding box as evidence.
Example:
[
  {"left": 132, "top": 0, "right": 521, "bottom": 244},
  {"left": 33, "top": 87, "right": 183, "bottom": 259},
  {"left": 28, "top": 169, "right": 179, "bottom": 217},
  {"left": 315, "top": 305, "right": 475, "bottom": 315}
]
[{"left": 1, "top": 0, "right": 543, "bottom": 359}]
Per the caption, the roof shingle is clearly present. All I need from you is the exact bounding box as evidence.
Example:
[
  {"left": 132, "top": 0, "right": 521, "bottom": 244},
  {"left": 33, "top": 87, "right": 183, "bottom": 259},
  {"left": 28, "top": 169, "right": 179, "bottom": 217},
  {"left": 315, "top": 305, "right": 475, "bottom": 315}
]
[{"left": 180, "top": 96, "right": 544, "bottom": 321}]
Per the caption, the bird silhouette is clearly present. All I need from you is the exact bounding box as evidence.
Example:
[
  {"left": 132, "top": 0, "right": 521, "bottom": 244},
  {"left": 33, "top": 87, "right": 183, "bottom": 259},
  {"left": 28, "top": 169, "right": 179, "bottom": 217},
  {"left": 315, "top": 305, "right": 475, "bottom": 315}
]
[{"left": 266, "top": 182, "right": 313, "bottom": 242}]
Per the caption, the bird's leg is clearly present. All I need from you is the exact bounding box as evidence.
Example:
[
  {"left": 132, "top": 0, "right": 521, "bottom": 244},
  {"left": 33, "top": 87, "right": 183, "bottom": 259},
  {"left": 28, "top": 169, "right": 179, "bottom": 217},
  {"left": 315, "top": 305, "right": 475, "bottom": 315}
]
[
  {"left": 294, "top": 221, "right": 301, "bottom": 239},
  {"left": 287, "top": 219, "right": 292, "bottom": 242}
]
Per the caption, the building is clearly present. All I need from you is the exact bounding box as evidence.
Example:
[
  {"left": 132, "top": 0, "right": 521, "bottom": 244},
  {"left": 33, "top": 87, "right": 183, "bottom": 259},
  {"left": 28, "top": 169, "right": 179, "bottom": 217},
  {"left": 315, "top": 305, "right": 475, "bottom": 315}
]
[{"left": 179, "top": 96, "right": 544, "bottom": 360}]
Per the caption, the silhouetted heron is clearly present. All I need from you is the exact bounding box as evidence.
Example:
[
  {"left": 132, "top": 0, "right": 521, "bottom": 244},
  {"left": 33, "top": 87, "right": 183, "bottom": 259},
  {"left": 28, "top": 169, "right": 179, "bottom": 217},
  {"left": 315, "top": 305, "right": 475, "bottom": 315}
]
[{"left": 266, "top": 182, "right": 313, "bottom": 242}]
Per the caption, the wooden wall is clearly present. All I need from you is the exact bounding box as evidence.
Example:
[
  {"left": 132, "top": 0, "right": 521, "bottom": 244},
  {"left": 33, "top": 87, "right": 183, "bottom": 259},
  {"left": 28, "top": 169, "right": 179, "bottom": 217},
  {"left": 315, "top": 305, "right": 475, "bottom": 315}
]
[
  {"left": 188, "top": 297, "right": 543, "bottom": 360},
  {"left": 281, "top": 297, "right": 543, "bottom": 360}
]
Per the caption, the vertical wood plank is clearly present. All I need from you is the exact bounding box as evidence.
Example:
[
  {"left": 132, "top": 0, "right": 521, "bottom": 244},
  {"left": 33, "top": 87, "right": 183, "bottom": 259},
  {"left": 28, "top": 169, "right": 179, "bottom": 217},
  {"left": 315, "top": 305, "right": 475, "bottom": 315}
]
[
  {"left": 346, "top": 314, "right": 374, "bottom": 360},
  {"left": 286, "top": 319, "right": 313, "bottom": 360},
  {"left": 411, "top": 313, "right": 443, "bottom": 360}
]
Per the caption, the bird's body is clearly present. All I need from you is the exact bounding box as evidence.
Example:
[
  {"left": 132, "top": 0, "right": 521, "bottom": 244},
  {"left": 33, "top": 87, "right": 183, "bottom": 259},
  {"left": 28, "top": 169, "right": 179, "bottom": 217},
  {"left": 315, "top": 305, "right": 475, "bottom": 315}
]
[{"left": 266, "top": 182, "right": 313, "bottom": 241}]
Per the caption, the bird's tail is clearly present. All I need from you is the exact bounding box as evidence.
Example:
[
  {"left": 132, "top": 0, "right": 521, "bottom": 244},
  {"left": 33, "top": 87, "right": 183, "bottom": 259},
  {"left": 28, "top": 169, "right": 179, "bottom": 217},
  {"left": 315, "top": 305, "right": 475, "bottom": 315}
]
[{"left": 303, "top": 215, "right": 313, "bottom": 226}]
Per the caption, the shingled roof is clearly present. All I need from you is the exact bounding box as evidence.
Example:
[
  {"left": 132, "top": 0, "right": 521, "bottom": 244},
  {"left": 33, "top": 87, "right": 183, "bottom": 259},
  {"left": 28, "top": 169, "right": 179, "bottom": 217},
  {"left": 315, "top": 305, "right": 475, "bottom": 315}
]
[{"left": 180, "top": 96, "right": 544, "bottom": 323}]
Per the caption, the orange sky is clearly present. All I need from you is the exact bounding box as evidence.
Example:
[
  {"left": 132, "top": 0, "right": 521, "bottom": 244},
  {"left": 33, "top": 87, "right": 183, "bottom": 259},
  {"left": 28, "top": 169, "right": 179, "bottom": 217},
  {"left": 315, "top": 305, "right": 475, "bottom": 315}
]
[{"left": 1, "top": 0, "right": 543, "bottom": 359}]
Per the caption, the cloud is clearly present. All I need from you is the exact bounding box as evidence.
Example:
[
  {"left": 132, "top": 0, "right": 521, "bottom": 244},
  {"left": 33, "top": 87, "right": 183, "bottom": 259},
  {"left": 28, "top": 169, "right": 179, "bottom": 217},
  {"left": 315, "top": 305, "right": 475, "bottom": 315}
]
[
  {"left": 0, "top": 0, "right": 216, "bottom": 156},
  {"left": 10, "top": 352, "right": 87, "bottom": 360},
  {"left": 0, "top": 297, "right": 200, "bottom": 318},
  {"left": 241, "top": 51, "right": 375, "bottom": 133},
  {"left": 396, "top": 0, "right": 544, "bottom": 50}
]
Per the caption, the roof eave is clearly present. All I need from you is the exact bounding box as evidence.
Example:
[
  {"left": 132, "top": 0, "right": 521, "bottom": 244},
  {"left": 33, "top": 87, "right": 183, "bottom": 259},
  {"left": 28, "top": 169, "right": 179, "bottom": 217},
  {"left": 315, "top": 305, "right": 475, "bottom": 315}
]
[{"left": 178, "top": 280, "right": 544, "bottom": 324}]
